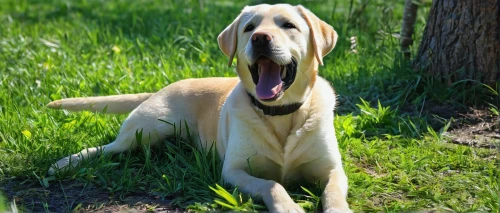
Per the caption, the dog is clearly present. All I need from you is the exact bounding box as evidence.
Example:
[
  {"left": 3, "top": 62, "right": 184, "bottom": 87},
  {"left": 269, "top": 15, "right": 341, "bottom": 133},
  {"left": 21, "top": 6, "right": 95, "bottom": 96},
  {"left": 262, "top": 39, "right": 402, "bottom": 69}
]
[{"left": 47, "top": 4, "right": 351, "bottom": 213}]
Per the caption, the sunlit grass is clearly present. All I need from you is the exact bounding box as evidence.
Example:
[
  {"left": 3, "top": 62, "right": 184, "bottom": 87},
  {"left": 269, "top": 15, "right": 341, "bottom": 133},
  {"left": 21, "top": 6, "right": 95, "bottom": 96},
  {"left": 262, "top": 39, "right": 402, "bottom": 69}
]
[{"left": 0, "top": 0, "right": 498, "bottom": 212}]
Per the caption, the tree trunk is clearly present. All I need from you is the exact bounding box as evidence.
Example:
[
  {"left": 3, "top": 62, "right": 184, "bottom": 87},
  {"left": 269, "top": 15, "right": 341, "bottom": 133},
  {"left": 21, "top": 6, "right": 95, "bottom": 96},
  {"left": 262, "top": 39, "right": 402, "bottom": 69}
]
[{"left": 414, "top": 0, "right": 500, "bottom": 87}]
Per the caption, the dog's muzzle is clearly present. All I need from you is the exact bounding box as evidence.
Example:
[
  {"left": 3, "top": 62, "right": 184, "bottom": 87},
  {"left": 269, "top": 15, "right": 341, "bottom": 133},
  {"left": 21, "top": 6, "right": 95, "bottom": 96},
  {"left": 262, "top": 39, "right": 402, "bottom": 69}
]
[{"left": 248, "top": 57, "right": 297, "bottom": 101}]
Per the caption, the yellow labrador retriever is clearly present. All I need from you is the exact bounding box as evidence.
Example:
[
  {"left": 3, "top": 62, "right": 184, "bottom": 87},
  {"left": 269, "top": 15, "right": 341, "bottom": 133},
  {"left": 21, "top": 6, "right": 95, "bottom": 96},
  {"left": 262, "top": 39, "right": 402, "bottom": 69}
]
[{"left": 47, "top": 4, "right": 351, "bottom": 213}]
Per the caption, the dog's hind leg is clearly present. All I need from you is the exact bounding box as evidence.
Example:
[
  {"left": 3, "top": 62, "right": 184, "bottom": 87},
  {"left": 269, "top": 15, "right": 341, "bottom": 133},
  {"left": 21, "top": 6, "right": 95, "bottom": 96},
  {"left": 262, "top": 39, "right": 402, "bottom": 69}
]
[{"left": 48, "top": 110, "right": 178, "bottom": 175}]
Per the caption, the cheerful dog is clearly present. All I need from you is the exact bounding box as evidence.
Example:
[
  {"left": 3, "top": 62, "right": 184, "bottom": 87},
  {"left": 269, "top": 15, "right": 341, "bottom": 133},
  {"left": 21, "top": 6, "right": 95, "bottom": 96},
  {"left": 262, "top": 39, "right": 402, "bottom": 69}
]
[{"left": 47, "top": 4, "right": 351, "bottom": 213}]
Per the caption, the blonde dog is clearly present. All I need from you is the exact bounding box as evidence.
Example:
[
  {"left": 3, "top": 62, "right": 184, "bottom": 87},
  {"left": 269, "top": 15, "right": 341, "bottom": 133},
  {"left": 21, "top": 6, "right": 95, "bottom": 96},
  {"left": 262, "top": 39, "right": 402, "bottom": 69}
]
[{"left": 48, "top": 4, "right": 351, "bottom": 213}]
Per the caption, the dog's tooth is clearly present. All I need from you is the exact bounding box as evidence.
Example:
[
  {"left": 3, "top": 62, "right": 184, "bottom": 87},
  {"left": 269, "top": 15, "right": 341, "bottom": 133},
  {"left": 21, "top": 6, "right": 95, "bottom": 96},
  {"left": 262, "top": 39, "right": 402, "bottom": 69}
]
[
  {"left": 258, "top": 66, "right": 262, "bottom": 75},
  {"left": 281, "top": 66, "right": 286, "bottom": 79}
]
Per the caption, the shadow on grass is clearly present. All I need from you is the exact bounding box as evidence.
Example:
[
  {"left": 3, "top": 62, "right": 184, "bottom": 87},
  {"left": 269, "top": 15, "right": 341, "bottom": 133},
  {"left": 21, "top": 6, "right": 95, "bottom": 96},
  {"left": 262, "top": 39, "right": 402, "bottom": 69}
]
[{"left": 7, "top": 0, "right": 247, "bottom": 43}]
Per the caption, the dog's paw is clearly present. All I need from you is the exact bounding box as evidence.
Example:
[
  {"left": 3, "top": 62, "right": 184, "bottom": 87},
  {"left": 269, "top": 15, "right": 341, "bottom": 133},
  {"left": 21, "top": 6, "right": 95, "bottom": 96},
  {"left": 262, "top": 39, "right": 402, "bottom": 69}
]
[
  {"left": 48, "top": 157, "right": 70, "bottom": 175},
  {"left": 269, "top": 202, "right": 305, "bottom": 213},
  {"left": 324, "top": 208, "right": 353, "bottom": 213},
  {"left": 47, "top": 155, "right": 78, "bottom": 175}
]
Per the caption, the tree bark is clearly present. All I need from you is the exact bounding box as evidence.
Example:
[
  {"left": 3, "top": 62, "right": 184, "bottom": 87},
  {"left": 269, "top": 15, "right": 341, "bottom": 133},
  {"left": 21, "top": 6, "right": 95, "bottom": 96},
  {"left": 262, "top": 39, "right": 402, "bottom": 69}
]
[
  {"left": 414, "top": 0, "right": 500, "bottom": 87},
  {"left": 401, "top": 0, "right": 420, "bottom": 59}
]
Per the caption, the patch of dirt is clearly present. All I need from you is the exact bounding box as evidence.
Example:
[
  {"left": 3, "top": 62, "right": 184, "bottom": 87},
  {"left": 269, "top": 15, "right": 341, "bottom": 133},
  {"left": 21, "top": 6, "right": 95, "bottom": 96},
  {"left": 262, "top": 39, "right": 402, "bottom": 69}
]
[
  {"left": 398, "top": 100, "right": 499, "bottom": 149},
  {"left": 396, "top": 97, "right": 500, "bottom": 149},
  {"left": 1, "top": 178, "right": 183, "bottom": 213},
  {"left": 442, "top": 108, "right": 500, "bottom": 149}
]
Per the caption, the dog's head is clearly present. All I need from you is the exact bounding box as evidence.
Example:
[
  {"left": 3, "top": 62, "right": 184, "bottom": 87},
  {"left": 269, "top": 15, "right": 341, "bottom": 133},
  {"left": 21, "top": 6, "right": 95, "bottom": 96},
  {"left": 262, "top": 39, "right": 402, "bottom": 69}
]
[{"left": 218, "top": 4, "right": 337, "bottom": 105}]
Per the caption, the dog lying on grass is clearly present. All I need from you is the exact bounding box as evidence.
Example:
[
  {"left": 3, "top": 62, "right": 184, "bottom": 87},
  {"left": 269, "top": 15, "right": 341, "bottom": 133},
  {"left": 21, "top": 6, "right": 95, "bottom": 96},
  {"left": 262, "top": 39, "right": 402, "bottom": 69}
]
[{"left": 47, "top": 4, "right": 351, "bottom": 213}]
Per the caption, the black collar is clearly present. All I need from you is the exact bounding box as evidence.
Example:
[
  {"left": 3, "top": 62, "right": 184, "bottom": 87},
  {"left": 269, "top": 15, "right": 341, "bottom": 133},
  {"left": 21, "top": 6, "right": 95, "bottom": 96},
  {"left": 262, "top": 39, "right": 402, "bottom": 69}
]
[{"left": 248, "top": 93, "right": 303, "bottom": 116}]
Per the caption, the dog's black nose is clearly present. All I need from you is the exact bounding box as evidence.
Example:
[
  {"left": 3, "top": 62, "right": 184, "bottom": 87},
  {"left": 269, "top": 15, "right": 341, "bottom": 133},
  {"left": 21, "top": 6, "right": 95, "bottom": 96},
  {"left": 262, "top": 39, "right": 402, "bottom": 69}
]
[{"left": 251, "top": 32, "right": 273, "bottom": 48}]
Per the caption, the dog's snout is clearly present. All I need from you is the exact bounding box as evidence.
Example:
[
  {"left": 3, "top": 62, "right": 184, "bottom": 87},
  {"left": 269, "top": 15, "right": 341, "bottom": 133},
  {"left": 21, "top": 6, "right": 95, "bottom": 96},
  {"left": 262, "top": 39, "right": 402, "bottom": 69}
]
[{"left": 251, "top": 32, "right": 273, "bottom": 48}]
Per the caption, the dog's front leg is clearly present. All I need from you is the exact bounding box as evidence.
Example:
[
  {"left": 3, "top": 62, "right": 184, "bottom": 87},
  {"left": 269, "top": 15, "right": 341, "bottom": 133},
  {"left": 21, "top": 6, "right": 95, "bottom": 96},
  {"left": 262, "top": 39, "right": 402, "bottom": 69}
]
[
  {"left": 321, "top": 169, "right": 352, "bottom": 213},
  {"left": 223, "top": 169, "right": 305, "bottom": 213}
]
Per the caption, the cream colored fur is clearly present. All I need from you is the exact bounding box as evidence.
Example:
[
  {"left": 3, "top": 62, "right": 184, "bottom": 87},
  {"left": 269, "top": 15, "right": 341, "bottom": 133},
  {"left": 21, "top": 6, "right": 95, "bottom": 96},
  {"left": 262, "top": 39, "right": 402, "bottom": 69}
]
[{"left": 47, "top": 4, "right": 351, "bottom": 213}]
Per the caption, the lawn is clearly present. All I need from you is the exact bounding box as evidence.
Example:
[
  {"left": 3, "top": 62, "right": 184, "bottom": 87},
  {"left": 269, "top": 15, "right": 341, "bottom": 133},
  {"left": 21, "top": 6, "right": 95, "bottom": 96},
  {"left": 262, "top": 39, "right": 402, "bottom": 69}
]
[{"left": 0, "top": 0, "right": 498, "bottom": 212}]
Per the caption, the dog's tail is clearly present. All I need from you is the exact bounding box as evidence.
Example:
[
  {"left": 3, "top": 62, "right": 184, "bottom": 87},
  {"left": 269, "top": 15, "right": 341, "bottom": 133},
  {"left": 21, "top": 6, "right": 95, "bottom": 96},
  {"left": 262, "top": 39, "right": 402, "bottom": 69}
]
[{"left": 46, "top": 93, "right": 154, "bottom": 114}]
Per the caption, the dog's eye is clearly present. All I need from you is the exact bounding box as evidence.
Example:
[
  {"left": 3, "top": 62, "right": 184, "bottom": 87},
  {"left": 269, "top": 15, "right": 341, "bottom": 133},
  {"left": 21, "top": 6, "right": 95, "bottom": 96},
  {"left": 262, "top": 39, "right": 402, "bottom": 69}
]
[
  {"left": 282, "top": 22, "right": 296, "bottom": 29},
  {"left": 244, "top": 24, "right": 255, "bottom": 32}
]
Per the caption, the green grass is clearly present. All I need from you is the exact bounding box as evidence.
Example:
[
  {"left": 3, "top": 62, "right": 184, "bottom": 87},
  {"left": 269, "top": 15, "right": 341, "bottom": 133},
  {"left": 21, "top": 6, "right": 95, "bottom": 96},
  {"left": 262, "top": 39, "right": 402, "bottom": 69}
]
[{"left": 0, "top": 0, "right": 498, "bottom": 212}]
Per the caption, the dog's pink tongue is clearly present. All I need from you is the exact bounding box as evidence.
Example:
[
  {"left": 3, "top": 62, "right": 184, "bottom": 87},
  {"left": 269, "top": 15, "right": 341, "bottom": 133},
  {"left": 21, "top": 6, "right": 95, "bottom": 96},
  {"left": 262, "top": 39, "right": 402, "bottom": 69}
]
[{"left": 256, "top": 59, "right": 282, "bottom": 100}]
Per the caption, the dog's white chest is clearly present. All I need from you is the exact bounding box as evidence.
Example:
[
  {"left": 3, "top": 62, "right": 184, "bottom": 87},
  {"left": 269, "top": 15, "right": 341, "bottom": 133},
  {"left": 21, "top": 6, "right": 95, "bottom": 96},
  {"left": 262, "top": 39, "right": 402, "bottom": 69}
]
[
  {"left": 247, "top": 112, "right": 319, "bottom": 182},
  {"left": 264, "top": 114, "right": 294, "bottom": 146}
]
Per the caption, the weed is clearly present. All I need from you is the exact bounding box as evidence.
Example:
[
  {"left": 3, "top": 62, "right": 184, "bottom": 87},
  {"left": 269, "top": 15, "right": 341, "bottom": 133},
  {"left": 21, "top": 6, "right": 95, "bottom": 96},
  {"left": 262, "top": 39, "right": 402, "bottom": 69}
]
[
  {"left": 208, "top": 184, "right": 264, "bottom": 212},
  {"left": 488, "top": 103, "right": 499, "bottom": 116}
]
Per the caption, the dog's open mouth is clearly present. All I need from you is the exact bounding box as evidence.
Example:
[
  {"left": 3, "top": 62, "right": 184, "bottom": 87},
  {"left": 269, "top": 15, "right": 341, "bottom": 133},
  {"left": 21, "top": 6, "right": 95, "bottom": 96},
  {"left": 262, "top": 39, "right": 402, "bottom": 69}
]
[{"left": 248, "top": 57, "right": 297, "bottom": 101}]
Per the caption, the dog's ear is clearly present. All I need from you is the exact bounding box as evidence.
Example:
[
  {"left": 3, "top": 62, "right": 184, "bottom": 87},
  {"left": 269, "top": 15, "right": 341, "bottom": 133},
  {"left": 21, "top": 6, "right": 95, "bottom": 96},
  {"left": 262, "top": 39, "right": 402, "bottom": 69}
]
[
  {"left": 218, "top": 11, "right": 244, "bottom": 67},
  {"left": 297, "top": 5, "right": 337, "bottom": 66}
]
